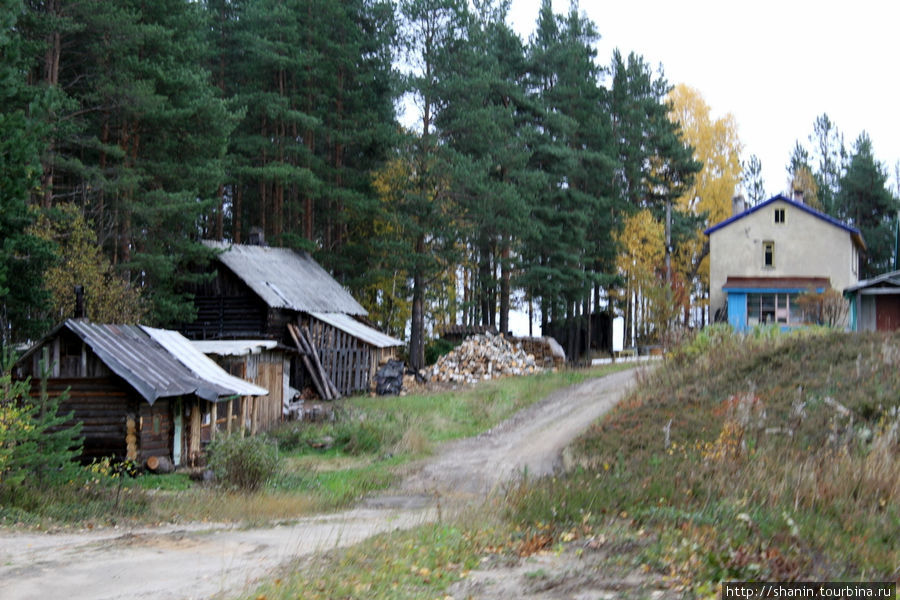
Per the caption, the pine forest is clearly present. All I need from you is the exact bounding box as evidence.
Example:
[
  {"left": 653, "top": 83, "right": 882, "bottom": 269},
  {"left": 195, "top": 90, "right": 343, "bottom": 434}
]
[{"left": 2, "top": 0, "right": 898, "bottom": 370}]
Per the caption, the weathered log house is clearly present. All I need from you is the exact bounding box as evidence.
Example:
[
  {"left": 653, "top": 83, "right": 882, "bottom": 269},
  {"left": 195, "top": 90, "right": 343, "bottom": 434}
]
[
  {"left": 11, "top": 320, "right": 268, "bottom": 468},
  {"left": 181, "top": 241, "right": 402, "bottom": 397}
]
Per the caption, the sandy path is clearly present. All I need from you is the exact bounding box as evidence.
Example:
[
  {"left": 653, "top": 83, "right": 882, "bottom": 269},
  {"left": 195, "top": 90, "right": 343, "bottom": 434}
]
[{"left": 0, "top": 368, "right": 637, "bottom": 600}]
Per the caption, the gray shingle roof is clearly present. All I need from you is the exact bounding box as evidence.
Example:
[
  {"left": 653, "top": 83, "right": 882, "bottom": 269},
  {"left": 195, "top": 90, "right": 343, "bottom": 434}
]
[{"left": 204, "top": 241, "right": 367, "bottom": 316}]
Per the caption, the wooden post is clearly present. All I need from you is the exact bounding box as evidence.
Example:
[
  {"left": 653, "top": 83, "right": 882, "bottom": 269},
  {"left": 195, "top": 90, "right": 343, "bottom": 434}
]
[
  {"left": 288, "top": 323, "right": 329, "bottom": 400},
  {"left": 302, "top": 325, "right": 339, "bottom": 399},
  {"left": 190, "top": 402, "right": 201, "bottom": 464},
  {"left": 210, "top": 401, "right": 218, "bottom": 441}
]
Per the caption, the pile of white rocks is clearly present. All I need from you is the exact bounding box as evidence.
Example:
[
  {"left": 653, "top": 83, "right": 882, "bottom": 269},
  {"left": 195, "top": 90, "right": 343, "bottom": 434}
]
[{"left": 429, "top": 331, "right": 541, "bottom": 384}]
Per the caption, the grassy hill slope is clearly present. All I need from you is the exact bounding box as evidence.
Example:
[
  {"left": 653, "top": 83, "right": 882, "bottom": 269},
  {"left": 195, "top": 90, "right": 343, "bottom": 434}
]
[{"left": 511, "top": 326, "right": 899, "bottom": 586}]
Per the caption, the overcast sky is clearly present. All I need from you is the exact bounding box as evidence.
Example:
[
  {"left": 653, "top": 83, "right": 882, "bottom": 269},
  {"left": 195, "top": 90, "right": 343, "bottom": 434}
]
[{"left": 507, "top": 0, "right": 900, "bottom": 198}]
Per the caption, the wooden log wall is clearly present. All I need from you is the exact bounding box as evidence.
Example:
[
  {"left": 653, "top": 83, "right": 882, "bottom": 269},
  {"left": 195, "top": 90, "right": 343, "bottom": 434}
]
[
  {"left": 308, "top": 319, "right": 371, "bottom": 396},
  {"left": 29, "top": 377, "right": 139, "bottom": 463},
  {"left": 139, "top": 398, "right": 173, "bottom": 465}
]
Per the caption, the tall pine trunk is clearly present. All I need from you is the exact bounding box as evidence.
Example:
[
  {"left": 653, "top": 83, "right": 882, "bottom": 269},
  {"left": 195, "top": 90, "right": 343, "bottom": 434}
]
[
  {"left": 409, "top": 234, "right": 427, "bottom": 373},
  {"left": 499, "top": 241, "right": 510, "bottom": 335}
]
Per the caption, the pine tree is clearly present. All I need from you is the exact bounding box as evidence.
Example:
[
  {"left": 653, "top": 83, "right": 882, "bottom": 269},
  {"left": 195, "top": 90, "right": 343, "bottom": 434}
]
[
  {"left": 520, "top": 0, "right": 615, "bottom": 345},
  {"left": 0, "top": 0, "right": 56, "bottom": 346},
  {"left": 0, "top": 350, "right": 82, "bottom": 493},
  {"left": 393, "top": 0, "right": 467, "bottom": 371},
  {"left": 433, "top": 0, "right": 535, "bottom": 333},
  {"left": 742, "top": 154, "right": 766, "bottom": 206},
  {"left": 18, "top": 0, "right": 236, "bottom": 326},
  {"left": 836, "top": 133, "right": 898, "bottom": 277}
]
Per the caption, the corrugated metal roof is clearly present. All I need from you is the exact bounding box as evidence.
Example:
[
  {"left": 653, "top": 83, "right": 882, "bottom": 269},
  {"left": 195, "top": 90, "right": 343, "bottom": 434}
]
[
  {"left": 204, "top": 241, "right": 367, "bottom": 316},
  {"left": 64, "top": 321, "right": 235, "bottom": 403},
  {"left": 191, "top": 340, "right": 279, "bottom": 357},
  {"left": 844, "top": 269, "right": 900, "bottom": 293},
  {"left": 16, "top": 320, "right": 267, "bottom": 404},
  {"left": 142, "top": 327, "right": 269, "bottom": 397},
  {"left": 310, "top": 312, "right": 403, "bottom": 348}
]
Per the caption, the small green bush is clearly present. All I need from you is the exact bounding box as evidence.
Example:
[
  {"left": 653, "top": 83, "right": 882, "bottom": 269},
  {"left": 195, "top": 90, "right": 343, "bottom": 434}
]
[
  {"left": 267, "top": 422, "right": 320, "bottom": 452},
  {"left": 206, "top": 435, "right": 279, "bottom": 491},
  {"left": 425, "top": 337, "right": 457, "bottom": 365}
]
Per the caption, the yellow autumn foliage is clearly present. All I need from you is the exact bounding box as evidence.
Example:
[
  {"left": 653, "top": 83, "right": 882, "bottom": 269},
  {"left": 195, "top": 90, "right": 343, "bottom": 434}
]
[
  {"left": 29, "top": 204, "right": 145, "bottom": 324},
  {"left": 668, "top": 84, "right": 743, "bottom": 311}
]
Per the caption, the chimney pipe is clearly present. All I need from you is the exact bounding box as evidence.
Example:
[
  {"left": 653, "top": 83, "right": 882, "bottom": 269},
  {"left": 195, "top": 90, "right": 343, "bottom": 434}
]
[
  {"left": 74, "top": 285, "right": 85, "bottom": 319},
  {"left": 732, "top": 194, "right": 746, "bottom": 216},
  {"left": 248, "top": 227, "right": 265, "bottom": 246},
  {"left": 792, "top": 188, "right": 804, "bottom": 204}
]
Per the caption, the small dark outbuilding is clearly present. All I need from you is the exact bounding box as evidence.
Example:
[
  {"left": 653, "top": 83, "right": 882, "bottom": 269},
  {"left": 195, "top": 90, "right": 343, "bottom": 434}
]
[
  {"left": 11, "top": 320, "right": 267, "bottom": 468},
  {"left": 846, "top": 270, "right": 900, "bottom": 331}
]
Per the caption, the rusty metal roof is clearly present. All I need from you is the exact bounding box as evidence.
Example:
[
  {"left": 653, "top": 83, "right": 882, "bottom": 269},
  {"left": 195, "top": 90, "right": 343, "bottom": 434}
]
[
  {"left": 204, "top": 241, "right": 367, "bottom": 316},
  {"left": 16, "top": 320, "right": 267, "bottom": 404}
]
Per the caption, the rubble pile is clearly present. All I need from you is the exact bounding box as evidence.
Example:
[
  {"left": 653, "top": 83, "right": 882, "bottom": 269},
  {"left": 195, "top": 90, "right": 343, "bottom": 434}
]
[{"left": 429, "top": 331, "right": 542, "bottom": 384}]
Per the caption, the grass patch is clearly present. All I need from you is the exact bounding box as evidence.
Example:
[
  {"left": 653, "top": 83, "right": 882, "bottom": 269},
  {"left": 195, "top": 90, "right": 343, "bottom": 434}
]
[
  {"left": 248, "top": 516, "right": 509, "bottom": 600},
  {"left": 506, "top": 327, "right": 900, "bottom": 587}
]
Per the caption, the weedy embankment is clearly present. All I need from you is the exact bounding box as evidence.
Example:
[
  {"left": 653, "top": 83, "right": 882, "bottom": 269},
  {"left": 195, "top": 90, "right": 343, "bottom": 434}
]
[{"left": 509, "top": 326, "right": 899, "bottom": 590}]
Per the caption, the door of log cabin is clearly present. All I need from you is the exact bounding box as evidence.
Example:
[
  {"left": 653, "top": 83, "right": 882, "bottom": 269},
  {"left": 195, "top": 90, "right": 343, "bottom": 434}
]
[{"left": 173, "top": 398, "right": 183, "bottom": 465}]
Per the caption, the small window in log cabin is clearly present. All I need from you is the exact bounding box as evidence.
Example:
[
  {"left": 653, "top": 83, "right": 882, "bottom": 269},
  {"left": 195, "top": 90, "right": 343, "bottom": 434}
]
[{"left": 153, "top": 414, "right": 161, "bottom": 435}]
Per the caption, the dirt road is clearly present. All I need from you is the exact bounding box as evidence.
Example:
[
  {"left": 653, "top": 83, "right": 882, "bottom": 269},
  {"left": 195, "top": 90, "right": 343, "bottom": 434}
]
[{"left": 0, "top": 368, "right": 637, "bottom": 600}]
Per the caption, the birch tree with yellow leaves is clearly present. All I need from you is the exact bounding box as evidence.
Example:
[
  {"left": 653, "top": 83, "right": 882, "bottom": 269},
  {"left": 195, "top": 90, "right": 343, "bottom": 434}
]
[
  {"left": 616, "top": 209, "right": 664, "bottom": 345},
  {"left": 667, "top": 84, "right": 743, "bottom": 326}
]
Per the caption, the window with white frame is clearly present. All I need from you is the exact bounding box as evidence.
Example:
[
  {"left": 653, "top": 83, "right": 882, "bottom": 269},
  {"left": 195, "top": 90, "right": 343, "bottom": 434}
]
[
  {"left": 747, "top": 293, "right": 804, "bottom": 326},
  {"left": 763, "top": 241, "right": 775, "bottom": 267}
]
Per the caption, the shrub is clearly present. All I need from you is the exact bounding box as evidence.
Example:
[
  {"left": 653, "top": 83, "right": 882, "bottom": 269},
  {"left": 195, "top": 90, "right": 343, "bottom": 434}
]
[
  {"left": 1, "top": 353, "right": 83, "bottom": 495},
  {"left": 206, "top": 435, "right": 279, "bottom": 491},
  {"left": 425, "top": 337, "right": 457, "bottom": 366}
]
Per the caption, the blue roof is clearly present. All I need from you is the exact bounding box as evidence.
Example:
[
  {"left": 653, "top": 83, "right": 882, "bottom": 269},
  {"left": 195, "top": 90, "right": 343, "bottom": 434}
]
[{"left": 703, "top": 194, "right": 866, "bottom": 251}]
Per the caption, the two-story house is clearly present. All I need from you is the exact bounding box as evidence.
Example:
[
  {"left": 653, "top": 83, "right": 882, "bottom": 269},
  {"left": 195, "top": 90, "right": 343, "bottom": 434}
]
[{"left": 704, "top": 193, "right": 866, "bottom": 332}]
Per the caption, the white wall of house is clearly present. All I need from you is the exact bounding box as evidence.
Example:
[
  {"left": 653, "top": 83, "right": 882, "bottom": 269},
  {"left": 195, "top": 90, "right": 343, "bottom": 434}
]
[{"left": 708, "top": 198, "right": 860, "bottom": 316}]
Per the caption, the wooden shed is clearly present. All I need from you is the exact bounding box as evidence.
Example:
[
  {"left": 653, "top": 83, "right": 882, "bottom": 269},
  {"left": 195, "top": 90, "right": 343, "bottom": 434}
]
[
  {"left": 191, "top": 339, "right": 296, "bottom": 429},
  {"left": 11, "top": 320, "right": 268, "bottom": 468},
  {"left": 182, "top": 241, "right": 403, "bottom": 397},
  {"left": 846, "top": 270, "right": 900, "bottom": 332}
]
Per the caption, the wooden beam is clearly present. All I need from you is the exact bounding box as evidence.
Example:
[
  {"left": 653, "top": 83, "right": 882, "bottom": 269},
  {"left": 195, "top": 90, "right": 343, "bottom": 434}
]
[
  {"left": 301, "top": 324, "right": 340, "bottom": 399},
  {"left": 287, "top": 323, "right": 331, "bottom": 400}
]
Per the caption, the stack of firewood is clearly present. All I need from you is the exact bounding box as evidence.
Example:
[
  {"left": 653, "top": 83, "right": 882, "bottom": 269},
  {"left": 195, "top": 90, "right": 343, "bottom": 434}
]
[
  {"left": 510, "top": 335, "right": 566, "bottom": 368},
  {"left": 428, "top": 331, "right": 541, "bottom": 384}
]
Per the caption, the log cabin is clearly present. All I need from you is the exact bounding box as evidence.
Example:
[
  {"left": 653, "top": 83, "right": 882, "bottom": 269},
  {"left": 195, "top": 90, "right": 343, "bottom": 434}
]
[
  {"left": 11, "top": 320, "right": 268, "bottom": 468},
  {"left": 181, "top": 241, "right": 403, "bottom": 397}
]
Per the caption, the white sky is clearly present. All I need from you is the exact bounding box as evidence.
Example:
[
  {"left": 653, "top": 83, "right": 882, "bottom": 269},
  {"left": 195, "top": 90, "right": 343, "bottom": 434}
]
[{"left": 507, "top": 0, "right": 900, "bottom": 197}]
